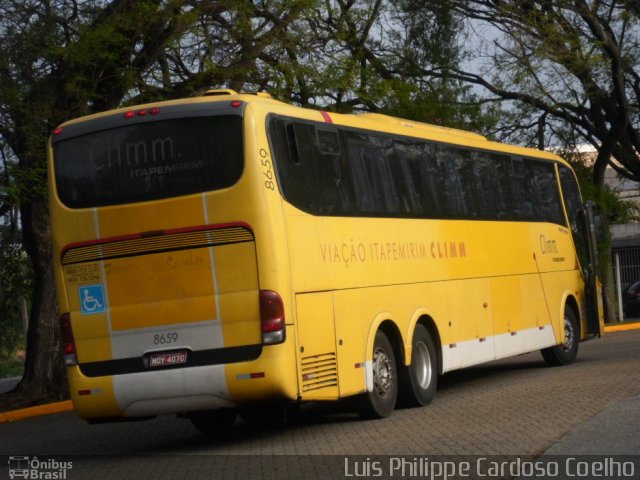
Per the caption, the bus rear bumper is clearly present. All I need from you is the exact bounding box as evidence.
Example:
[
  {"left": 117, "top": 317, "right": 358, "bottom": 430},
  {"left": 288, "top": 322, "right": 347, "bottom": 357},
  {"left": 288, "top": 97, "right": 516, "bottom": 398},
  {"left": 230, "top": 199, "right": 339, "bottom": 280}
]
[
  {"left": 67, "top": 330, "right": 298, "bottom": 420},
  {"left": 68, "top": 363, "right": 236, "bottom": 419},
  {"left": 115, "top": 364, "right": 236, "bottom": 417}
]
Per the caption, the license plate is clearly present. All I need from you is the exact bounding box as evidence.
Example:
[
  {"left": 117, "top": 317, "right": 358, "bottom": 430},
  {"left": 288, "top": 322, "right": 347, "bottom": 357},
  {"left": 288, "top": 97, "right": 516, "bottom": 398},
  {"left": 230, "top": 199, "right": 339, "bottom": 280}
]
[{"left": 149, "top": 350, "right": 188, "bottom": 368}]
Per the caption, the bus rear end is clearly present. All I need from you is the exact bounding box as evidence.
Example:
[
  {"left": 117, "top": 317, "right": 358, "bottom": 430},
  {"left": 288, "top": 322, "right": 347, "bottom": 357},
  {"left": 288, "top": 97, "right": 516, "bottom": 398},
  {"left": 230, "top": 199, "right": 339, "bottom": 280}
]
[{"left": 48, "top": 95, "right": 294, "bottom": 427}]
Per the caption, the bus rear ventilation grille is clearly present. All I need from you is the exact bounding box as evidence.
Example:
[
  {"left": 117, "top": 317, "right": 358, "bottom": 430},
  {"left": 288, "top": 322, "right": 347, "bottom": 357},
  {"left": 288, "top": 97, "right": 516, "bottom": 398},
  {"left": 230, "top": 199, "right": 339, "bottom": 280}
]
[
  {"left": 62, "top": 226, "right": 254, "bottom": 265},
  {"left": 301, "top": 352, "right": 338, "bottom": 392}
]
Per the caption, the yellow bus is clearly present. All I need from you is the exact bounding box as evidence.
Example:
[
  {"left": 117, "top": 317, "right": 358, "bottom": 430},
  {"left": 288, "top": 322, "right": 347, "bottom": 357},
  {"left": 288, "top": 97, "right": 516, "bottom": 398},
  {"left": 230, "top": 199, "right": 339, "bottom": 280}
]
[{"left": 48, "top": 90, "right": 604, "bottom": 430}]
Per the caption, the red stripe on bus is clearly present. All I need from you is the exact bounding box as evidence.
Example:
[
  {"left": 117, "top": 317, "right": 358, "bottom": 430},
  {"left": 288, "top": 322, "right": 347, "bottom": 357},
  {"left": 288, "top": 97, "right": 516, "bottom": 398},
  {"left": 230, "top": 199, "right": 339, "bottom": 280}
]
[
  {"left": 61, "top": 221, "right": 253, "bottom": 256},
  {"left": 320, "top": 111, "right": 333, "bottom": 123}
]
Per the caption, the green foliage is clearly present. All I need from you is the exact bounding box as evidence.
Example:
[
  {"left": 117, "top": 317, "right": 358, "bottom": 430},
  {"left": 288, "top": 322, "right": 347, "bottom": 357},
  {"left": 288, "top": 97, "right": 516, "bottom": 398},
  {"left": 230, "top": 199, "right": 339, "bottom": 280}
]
[
  {"left": 0, "top": 239, "right": 31, "bottom": 363},
  {"left": 0, "top": 358, "right": 24, "bottom": 379},
  {"left": 567, "top": 158, "right": 640, "bottom": 225},
  {"left": 381, "top": 79, "right": 499, "bottom": 133},
  {"left": 0, "top": 360, "right": 24, "bottom": 378},
  {"left": 0, "top": 0, "right": 503, "bottom": 393},
  {"left": 449, "top": 0, "right": 640, "bottom": 185}
]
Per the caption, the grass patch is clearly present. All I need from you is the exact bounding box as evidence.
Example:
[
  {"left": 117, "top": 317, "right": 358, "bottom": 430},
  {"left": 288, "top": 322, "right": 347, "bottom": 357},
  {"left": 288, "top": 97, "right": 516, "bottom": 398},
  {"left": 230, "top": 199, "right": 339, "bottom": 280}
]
[{"left": 0, "top": 359, "right": 24, "bottom": 379}]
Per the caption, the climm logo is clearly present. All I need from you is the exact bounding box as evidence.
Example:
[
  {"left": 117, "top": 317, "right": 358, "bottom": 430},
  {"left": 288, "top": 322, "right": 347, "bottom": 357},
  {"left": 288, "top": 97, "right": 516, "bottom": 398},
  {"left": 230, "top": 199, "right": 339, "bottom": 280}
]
[
  {"left": 540, "top": 234, "right": 559, "bottom": 254},
  {"left": 430, "top": 241, "right": 467, "bottom": 259}
]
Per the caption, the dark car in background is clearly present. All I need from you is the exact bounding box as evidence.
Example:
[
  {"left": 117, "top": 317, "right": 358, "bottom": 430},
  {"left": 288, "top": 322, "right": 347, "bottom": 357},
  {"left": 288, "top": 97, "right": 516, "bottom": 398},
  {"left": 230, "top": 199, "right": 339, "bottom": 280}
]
[{"left": 623, "top": 280, "right": 640, "bottom": 317}]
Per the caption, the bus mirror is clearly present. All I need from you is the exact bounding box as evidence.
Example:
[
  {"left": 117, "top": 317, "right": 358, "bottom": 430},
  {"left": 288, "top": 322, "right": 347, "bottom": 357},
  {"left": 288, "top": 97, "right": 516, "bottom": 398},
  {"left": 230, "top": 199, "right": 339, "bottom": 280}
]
[
  {"left": 593, "top": 212, "right": 606, "bottom": 244},
  {"left": 585, "top": 201, "right": 607, "bottom": 244}
]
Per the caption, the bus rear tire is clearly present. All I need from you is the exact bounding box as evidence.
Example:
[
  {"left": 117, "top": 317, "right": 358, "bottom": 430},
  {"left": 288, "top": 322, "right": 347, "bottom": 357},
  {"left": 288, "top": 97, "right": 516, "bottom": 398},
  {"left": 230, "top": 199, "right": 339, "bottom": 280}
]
[
  {"left": 541, "top": 307, "right": 579, "bottom": 366},
  {"left": 399, "top": 324, "right": 438, "bottom": 407},
  {"left": 357, "top": 330, "right": 398, "bottom": 419},
  {"left": 188, "top": 408, "right": 237, "bottom": 434}
]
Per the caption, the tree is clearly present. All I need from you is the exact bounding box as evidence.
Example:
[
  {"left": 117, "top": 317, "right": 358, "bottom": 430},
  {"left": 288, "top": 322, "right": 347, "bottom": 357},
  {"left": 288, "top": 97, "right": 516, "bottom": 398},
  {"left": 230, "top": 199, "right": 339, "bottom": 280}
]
[
  {"left": 444, "top": 0, "right": 640, "bottom": 188},
  {"left": 1, "top": 0, "right": 194, "bottom": 405},
  {"left": 0, "top": 0, "right": 485, "bottom": 408},
  {"left": 275, "top": 0, "right": 493, "bottom": 129},
  {"left": 0, "top": 141, "right": 30, "bottom": 365}
]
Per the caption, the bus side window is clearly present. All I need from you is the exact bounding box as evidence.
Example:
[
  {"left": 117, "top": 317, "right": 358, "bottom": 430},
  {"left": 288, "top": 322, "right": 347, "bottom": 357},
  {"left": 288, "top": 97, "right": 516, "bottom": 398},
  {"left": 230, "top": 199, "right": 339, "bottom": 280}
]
[
  {"left": 458, "top": 149, "right": 482, "bottom": 219},
  {"left": 418, "top": 142, "right": 445, "bottom": 218},
  {"left": 268, "top": 118, "right": 323, "bottom": 214},
  {"left": 488, "top": 154, "right": 512, "bottom": 220},
  {"left": 470, "top": 151, "right": 507, "bottom": 220},
  {"left": 558, "top": 165, "right": 582, "bottom": 231},
  {"left": 314, "top": 128, "right": 354, "bottom": 215},
  {"left": 530, "top": 160, "right": 565, "bottom": 224},
  {"left": 559, "top": 165, "right": 589, "bottom": 267},
  {"left": 392, "top": 140, "right": 424, "bottom": 216},
  {"left": 344, "top": 131, "right": 399, "bottom": 215},
  {"left": 370, "top": 134, "right": 400, "bottom": 214},
  {"left": 437, "top": 145, "right": 466, "bottom": 218},
  {"left": 509, "top": 158, "right": 535, "bottom": 220}
]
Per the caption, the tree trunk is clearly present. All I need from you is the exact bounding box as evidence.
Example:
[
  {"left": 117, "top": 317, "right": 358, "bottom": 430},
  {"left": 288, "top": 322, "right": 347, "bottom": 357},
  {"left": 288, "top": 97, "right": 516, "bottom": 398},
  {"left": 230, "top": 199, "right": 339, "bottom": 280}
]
[
  {"left": 592, "top": 140, "right": 613, "bottom": 189},
  {"left": 13, "top": 194, "right": 67, "bottom": 401}
]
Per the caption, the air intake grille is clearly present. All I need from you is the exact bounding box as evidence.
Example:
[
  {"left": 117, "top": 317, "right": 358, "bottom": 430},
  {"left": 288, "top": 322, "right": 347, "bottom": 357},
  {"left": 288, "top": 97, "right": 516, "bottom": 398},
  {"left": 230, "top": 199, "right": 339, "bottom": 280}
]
[
  {"left": 62, "top": 226, "right": 253, "bottom": 265},
  {"left": 301, "top": 352, "right": 338, "bottom": 392}
]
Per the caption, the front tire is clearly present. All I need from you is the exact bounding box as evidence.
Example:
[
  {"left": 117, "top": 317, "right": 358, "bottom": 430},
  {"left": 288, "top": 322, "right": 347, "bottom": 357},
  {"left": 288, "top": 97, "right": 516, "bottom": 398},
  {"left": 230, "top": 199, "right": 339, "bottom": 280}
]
[
  {"left": 399, "top": 324, "right": 438, "bottom": 407},
  {"left": 541, "top": 307, "right": 579, "bottom": 366},
  {"left": 357, "top": 330, "right": 398, "bottom": 419}
]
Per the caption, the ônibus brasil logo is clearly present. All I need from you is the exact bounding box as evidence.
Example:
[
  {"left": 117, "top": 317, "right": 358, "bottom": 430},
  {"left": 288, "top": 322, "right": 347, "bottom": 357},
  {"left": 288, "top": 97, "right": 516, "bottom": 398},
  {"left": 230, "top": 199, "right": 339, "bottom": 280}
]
[{"left": 7, "top": 456, "right": 72, "bottom": 479}]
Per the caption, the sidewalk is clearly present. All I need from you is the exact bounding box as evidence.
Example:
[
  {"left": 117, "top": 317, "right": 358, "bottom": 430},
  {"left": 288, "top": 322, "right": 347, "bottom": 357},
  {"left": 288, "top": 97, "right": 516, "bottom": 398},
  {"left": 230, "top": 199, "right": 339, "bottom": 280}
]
[
  {"left": 543, "top": 393, "right": 640, "bottom": 455},
  {"left": 604, "top": 317, "right": 640, "bottom": 333},
  {"left": 540, "top": 321, "right": 640, "bottom": 455}
]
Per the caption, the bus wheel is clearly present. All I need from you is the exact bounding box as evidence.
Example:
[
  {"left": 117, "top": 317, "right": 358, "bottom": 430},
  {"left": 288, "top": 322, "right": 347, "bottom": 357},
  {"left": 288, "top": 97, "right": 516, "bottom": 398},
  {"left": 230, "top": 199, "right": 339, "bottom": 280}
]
[
  {"left": 188, "top": 408, "right": 237, "bottom": 434},
  {"left": 399, "top": 324, "right": 438, "bottom": 407},
  {"left": 541, "top": 307, "right": 580, "bottom": 366},
  {"left": 357, "top": 330, "right": 398, "bottom": 419}
]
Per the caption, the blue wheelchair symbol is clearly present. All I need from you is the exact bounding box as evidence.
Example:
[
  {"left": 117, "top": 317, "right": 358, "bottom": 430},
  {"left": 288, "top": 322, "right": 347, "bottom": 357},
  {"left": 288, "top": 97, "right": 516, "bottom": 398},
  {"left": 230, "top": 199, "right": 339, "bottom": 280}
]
[{"left": 79, "top": 285, "right": 106, "bottom": 315}]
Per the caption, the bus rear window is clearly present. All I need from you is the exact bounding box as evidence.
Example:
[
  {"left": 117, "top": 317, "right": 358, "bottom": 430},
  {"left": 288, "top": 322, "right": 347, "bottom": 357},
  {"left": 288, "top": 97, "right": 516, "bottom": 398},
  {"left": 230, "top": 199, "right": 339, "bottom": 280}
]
[{"left": 53, "top": 115, "right": 243, "bottom": 208}]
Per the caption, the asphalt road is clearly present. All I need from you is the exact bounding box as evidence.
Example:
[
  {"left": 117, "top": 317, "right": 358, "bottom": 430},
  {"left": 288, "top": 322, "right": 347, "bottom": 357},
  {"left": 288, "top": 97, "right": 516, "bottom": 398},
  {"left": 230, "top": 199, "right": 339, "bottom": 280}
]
[{"left": 1, "top": 330, "right": 639, "bottom": 479}]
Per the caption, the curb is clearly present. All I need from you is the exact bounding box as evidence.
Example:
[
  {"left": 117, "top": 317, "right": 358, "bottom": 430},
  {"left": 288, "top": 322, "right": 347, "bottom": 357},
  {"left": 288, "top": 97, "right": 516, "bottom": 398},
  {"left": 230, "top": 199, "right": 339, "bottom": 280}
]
[
  {"left": 0, "top": 401, "right": 73, "bottom": 424},
  {"left": 604, "top": 322, "right": 640, "bottom": 333}
]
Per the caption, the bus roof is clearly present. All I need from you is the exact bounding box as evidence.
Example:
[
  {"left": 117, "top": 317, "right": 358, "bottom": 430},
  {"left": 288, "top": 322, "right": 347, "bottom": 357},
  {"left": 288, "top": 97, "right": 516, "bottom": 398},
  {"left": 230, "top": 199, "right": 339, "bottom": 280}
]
[{"left": 53, "top": 89, "right": 566, "bottom": 166}]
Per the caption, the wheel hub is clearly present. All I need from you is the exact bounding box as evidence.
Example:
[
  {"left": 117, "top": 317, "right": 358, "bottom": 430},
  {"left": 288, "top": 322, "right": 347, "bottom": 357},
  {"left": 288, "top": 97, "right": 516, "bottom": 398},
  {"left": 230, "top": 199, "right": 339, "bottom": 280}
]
[
  {"left": 414, "top": 341, "right": 432, "bottom": 389},
  {"left": 373, "top": 347, "right": 392, "bottom": 395},
  {"left": 562, "top": 316, "right": 575, "bottom": 351}
]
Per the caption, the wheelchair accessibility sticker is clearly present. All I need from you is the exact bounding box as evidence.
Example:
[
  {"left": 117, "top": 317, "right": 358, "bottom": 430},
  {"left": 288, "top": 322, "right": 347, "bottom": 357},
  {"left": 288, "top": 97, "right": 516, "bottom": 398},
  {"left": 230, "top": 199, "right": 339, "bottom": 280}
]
[{"left": 79, "top": 284, "right": 106, "bottom": 315}]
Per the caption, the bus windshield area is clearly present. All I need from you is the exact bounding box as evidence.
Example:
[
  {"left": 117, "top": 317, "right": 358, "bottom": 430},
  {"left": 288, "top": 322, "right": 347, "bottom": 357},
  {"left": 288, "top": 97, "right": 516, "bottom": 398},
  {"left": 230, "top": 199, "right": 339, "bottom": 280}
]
[{"left": 53, "top": 115, "right": 243, "bottom": 208}]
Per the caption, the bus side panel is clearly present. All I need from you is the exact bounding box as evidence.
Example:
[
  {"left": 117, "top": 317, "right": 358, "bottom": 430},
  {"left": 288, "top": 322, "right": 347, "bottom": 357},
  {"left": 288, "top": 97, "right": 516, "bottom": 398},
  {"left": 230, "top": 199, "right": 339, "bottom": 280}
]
[
  {"left": 333, "top": 289, "right": 369, "bottom": 397},
  {"left": 490, "top": 274, "right": 556, "bottom": 360},
  {"left": 444, "top": 278, "right": 496, "bottom": 370},
  {"left": 533, "top": 224, "right": 580, "bottom": 345},
  {"left": 224, "top": 326, "right": 299, "bottom": 403},
  {"left": 539, "top": 270, "right": 584, "bottom": 344},
  {"left": 295, "top": 292, "right": 339, "bottom": 400},
  {"left": 490, "top": 276, "right": 527, "bottom": 358}
]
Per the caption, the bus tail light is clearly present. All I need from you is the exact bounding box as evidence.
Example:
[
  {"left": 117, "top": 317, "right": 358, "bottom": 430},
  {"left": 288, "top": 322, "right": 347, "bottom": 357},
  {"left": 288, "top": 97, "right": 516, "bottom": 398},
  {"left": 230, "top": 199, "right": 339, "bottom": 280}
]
[
  {"left": 260, "top": 290, "right": 285, "bottom": 345},
  {"left": 59, "top": 313, "right": 78, "bottom": 366}
]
